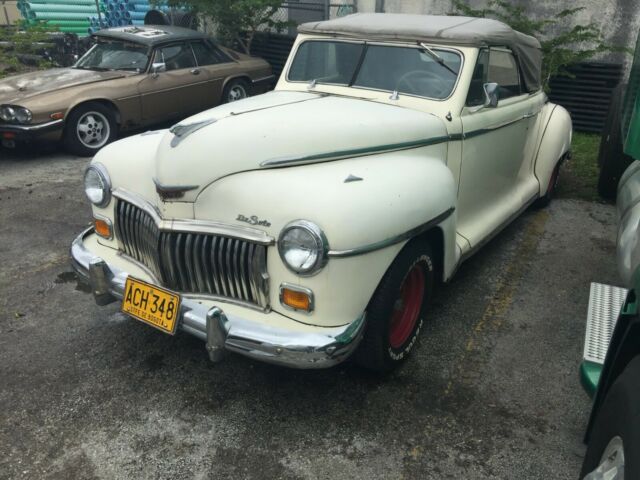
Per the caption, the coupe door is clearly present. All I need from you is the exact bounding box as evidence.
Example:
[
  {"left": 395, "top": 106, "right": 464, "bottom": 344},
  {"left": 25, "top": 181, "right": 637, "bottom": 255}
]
[
  {"left": 137, "top": 42, "right": 212, "bottom": 124},
  {"left": 457, "top": 48, "right": 541, "bottom": 249},
  {"left": 190, "top": 40, "right": 238, "bottom": 106}
]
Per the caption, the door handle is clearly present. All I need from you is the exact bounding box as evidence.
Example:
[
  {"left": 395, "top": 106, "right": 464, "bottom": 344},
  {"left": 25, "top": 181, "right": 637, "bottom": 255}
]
[
  {"left": 190, "top": 68, "right": 200, "bottom": 75},
  {"left": 523, "top": 112, "right": 537, "bottom": 119}
]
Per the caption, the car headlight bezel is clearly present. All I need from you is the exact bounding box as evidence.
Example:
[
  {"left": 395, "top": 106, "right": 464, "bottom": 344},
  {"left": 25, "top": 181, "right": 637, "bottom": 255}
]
[
  {"left": 84, "top": 163, "right": 112, "bottom": 208},
  {"left": 277, "top": 220, "right": 329, "bottom": 276},
  {"left": 0, "top": 105, "right": 32, "bottom": 124}
]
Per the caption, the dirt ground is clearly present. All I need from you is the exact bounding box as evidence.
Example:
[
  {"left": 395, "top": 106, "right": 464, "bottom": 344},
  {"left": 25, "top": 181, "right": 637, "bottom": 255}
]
[{"left": 0, "top": 147, "right": 618, "bottom": 479}]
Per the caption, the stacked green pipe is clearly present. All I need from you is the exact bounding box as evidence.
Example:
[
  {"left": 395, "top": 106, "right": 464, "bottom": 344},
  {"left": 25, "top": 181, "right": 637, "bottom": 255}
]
[{"left": 17, "top": 0, "right": 105, "bottom": 35}]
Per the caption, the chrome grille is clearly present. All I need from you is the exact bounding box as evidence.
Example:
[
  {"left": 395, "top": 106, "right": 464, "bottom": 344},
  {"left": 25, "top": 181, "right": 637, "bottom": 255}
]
[{"left": 115, "top": 200, "right": 269, "bottom": 308}]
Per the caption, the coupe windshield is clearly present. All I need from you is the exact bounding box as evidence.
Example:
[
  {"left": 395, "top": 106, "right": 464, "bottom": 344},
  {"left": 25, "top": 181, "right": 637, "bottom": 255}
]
[
  {"left": 75, "top": 41, "right": 149, "bottom": 72},
  {"left": 288, "top": 41, "right": 462, "bottom": 100}
]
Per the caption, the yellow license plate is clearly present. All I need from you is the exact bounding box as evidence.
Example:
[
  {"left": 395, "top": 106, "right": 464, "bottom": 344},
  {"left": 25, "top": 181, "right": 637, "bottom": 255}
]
[{"left": 121, "top": 277, "right": 181, "bottom": 335}]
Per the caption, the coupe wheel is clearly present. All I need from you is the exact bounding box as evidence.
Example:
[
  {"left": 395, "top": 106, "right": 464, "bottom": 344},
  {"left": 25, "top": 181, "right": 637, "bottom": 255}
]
[
  {"left": 355, "top": 241, "right": 434, "bottom": 372},
  {"left": 580, "top": 356, "right": 640, "bottom": 479},
  {"left": 223, "top": 79, "right": 249, "bottom": 104},
  {"left": 64, "top": 102, "right": 118, "bottom": 157}
]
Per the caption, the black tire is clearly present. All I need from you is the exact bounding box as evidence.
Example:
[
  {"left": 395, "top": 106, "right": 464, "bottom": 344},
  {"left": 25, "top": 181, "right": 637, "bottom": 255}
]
[
  {"left": 222, "top": 78, "right": 250, "bottom": 104},
  {"left": 579, "top": 356, "right": 640, "bottom": 479},
  {"left": 597, "top": 83, "right": 634, "bottom": 200},
  {"left": 355, "top": 240, "right": 434, "bottom": 373},
  {"left": 533, "top": 159, "right": 562, "bottom": 209},
  {"left": 63, "top": 102, "right": 118, "bottom": 157}
]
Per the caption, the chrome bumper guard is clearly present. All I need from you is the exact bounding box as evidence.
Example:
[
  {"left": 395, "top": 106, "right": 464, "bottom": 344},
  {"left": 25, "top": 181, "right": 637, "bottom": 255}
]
[{"left": 70, "top": 228, "right": 365, "bottom": 369}]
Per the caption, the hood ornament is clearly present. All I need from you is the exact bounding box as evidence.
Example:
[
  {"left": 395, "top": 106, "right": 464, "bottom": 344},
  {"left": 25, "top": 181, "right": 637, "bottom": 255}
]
[
  {"left": 154, "top": 178, "right": 199, "bottom": 201},
  {"left": 170, "top": 118, "right": 217, "bottom": 147}
]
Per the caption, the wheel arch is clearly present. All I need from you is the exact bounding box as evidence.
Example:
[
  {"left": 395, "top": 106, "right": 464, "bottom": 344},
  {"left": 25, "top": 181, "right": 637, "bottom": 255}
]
[
  {"left": 222, "top": 75, "right": 252, "bottom": 92},
  {"left": 65, "top": 99, "right": 122, "bottom": 128}
]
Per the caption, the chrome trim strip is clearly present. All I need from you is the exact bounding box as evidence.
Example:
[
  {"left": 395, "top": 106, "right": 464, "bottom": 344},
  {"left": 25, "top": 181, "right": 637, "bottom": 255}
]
[
  {"left": 328, "top": 207, "right": 455, "bottom": 258},
  {"left": 252, "top": 74, "right": 276, "bottom": 85},
  {"left": 261, "top": 136, "right": 450, "bottom": 168},
  {"left": 71, "top": 227, "right": 364, "bottom": 368},
  {"left": 0, "top": 118, "right": 63, "bottom": 132},
  {"left": 112, "top": 189, "right": 275, "bottom": 245}
]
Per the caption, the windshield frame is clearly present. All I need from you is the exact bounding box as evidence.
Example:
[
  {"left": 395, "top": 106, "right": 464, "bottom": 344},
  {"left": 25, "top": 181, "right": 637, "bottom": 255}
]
[
  {"left": 285, "top": 38, "right": 465, "bottom": 102},
  {"left": 74, "top": 40, "right": 151, "bottom": 74}
]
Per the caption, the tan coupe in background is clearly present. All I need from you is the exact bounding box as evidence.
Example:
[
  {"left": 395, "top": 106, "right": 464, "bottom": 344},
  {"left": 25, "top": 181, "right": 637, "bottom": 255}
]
[{"left": 0, "top": 25, "right": 273, "bottom": 155}]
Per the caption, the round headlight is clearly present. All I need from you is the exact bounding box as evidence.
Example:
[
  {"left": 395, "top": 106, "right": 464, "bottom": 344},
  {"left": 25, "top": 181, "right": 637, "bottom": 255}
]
[
  {"left": 84, "top": 163, "right": 111, "bottom": 208},
  {"left": 278, "top": 220, "right": 328, "bottom": 276},
  {"left": 0, "top": 106, "right": 15, "bottom": 122},
  {"left": 14, "top": 107, "right": 32, "bottom": 124}
]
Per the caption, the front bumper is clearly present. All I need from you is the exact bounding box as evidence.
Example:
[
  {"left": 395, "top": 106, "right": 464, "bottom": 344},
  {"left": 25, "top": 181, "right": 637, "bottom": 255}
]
[
  {"left": 70, "top": 228, "right": 365, "bottom": 369},
  {"left": 0, "top": 119, "right": 64, "bottom": 145}
]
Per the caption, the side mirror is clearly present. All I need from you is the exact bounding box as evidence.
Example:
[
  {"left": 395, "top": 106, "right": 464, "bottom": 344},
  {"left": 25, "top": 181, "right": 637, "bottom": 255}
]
[
  {"left": 483, "top": 82, "right": 499, "bottom": 108},
  {"left": 151, "top": 62, "right": 166, "bottom": 76}
]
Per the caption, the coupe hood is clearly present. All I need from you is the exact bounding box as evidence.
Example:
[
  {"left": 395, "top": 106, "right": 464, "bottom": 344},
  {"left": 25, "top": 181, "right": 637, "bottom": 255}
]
[
  {"left": 151, "top": 91, "right": 447, "bottom": 200},
  {"left": 0, "top": 68, "right": 129, "bottom": 103}
]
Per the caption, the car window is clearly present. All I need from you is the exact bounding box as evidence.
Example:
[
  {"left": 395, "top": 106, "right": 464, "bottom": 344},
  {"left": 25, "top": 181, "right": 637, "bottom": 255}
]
[
  {"left": 466, "top": 49, "right": 489, "bottom": 106},
  {"left": 353, "top": 45, "right": 461, "bottom": 100},
  {"left": 288, "top": 41, "right": 363, "bottom": 85},
  {"left": 155, "top": 44, "right": 196, "bottom": 71},
  {"left": 191, "top": 41, "right": 229, "bottom": 66},
  {"left": 75, "top": 41, "right": 149, "bottom": 72},
  {"left": 488, "top": 49, "right": 522, "bottom": 100}
]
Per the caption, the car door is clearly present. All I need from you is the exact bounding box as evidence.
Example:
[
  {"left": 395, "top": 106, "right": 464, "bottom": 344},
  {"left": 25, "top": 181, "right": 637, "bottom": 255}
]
[
  {"left": 136, "top": 42, "right": 211, "bottom": 124},
  {"left": 456, "top": 47, "right": 541, "bottom": 248},
  {"left": 190, "top": 40, "right": 239, "bottom": 106}
]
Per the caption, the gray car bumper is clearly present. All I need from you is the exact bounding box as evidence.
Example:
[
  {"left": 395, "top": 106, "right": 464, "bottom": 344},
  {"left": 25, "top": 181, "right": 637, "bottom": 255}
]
[{"left": 70, "top": 228, "right": 365, "bottom": 369}]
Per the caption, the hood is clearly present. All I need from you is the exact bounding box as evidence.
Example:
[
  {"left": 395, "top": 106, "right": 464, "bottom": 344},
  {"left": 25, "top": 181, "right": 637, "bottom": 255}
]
[
  {"left": 0, "top": 68, "right": 130, "bottom": 103},
  {"left": 152, "top": 91, "right": 447, "bottom": 201}
]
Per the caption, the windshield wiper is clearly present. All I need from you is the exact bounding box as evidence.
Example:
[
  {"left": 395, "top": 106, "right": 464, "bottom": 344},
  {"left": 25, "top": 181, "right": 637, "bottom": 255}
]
[
  {"left": 419, "top": 43, "right": 458, "bottom": 76},
  {"left": 74, "top": 66, "right": 112, "bottom": 71}
]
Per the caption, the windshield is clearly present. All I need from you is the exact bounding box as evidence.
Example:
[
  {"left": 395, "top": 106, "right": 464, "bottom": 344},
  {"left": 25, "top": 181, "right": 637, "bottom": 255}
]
[
  {"left": 288, "top": 41, "right": 462, "bottom": 100},
  {"left": 75, "top": 41, "right": 150, "bottom": 72}
]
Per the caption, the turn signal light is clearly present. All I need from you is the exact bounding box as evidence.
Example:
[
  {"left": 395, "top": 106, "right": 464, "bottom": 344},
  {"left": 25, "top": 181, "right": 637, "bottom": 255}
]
[
  {"left": 94, "top": 218, "right": 112, "bottom": 239},
  {"left": 281, "top": 287, "right": 313, "bottom": 312},
  {"left": 50, "top": 112, "right": 64, "bottom": 120}
]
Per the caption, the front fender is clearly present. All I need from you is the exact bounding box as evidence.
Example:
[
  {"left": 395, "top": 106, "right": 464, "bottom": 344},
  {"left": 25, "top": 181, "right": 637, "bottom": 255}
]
[
  {"left": 194, "top": 146, "right": 457, "bottom": 327},
  {"left": 534, "top": 103, "right": 572, "bottom": 196}
]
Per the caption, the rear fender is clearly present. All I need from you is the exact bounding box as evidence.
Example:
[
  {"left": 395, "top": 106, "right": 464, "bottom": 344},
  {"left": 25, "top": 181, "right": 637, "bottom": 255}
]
[{"left": 534, "top": 104, "right": 572, "bottom": 196}]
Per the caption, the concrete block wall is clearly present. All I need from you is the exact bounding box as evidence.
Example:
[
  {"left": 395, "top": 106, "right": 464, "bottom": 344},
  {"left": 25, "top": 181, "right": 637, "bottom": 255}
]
[{"left": 352, "top": 0, "right": 640, "bottom": 80}]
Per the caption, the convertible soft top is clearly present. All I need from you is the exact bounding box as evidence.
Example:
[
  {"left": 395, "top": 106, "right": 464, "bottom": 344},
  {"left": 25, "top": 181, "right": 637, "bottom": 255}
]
[{"left": 299, "top": 13, "right": 542, "bottom": 93}]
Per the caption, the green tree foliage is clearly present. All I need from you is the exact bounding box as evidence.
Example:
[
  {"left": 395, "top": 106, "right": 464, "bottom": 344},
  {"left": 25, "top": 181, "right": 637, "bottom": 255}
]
[
  {"left": 452, "top": 0, "right": 624, "bottom": 90},
  {"left": 0, "top": 22, "right": 57, "bottom": 79},
  {"left": 171, "top": 0, "right": 292, "bottom": 54}
]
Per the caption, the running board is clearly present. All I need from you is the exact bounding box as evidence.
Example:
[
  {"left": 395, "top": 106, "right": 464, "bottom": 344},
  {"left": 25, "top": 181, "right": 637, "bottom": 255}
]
[{"left": 583, "top": 282, "right": 628, "bottom": 365}]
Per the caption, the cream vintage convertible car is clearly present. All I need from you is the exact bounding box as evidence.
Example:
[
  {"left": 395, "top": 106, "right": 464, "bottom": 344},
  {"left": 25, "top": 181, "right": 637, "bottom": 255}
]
[{"left": 71, "top": 14, "right": 572, "bottom": 372}]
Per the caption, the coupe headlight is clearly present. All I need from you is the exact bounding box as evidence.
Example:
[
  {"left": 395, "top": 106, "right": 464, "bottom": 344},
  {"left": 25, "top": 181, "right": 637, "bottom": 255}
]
[
  {"left": 84, "top": 163, "right": 112, "bottom": 208},
  {"left": 14, "top": 107, "right": 32, "bottom": 124},
  {"left": 0, "top": 105, "right": 31, "bottom": 124},
  {"left": 278, "top": 220, "right": 328, "bottom": 276},
  {"left": 0, "top": 105, "right": 15, "bottom": 122}
]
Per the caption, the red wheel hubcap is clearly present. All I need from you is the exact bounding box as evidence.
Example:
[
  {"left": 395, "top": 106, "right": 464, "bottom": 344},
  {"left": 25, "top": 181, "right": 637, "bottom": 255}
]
[{"left": 389, "top": 265, "right": 426, "bottom": 349}]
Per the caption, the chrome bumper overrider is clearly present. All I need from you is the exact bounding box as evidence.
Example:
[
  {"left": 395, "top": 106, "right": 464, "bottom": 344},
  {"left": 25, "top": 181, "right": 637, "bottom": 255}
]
[{"left": 70, "top": 228, "right": 365, "bottom": 369}]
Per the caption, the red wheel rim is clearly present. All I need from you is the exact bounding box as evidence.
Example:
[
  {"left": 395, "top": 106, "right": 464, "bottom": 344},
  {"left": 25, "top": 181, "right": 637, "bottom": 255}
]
[{"left": 389, "top": 264, "right": 426, "bottom": 349}]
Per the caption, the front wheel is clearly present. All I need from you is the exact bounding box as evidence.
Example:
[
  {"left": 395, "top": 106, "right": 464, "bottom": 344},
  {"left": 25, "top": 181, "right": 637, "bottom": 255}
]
[
  {"left": 63, "top": 102, "right": 118, "bottom": 157},
  {"left": 580, "top": 356, "right": 640, "bottom": 479},
  {"left": 355, "top": 241, "right": 434, "bottom": 372}
]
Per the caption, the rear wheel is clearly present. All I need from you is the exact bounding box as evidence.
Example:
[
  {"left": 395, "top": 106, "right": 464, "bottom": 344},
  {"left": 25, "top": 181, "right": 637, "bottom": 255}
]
[
  {"left": 355, "top": 241, "right": 434, "bottom": 373},
  {"left": 533, "top": 159, "right": 561, "bottom": 209},
  {"left": 222, "top": 79, "right": 250, "bottom": 104},
  {"left": 63, "top": 102, "right": 118, "bottom": 157}
]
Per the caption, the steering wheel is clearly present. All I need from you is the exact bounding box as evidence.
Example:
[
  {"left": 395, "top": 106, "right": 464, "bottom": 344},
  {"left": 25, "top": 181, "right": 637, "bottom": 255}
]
[{"left": 396, "top": 70, "right": 448, "bottom": 96}]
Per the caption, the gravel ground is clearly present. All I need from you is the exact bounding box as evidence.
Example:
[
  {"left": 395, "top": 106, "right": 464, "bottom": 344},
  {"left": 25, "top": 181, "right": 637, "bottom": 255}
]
[{"left": 0, "top": 147, "right": 618, "bottom": 479}]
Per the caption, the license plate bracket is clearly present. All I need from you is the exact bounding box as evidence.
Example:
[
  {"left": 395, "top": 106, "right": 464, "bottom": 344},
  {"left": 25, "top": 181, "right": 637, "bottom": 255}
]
[{"left": 121, "top": 277, "right": 181, "bottom": 335}]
